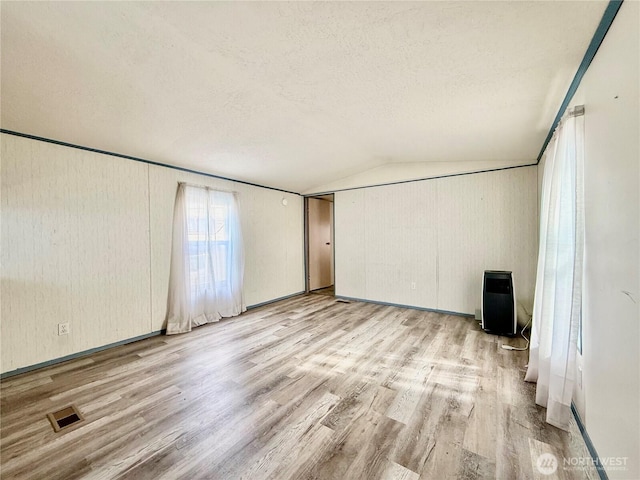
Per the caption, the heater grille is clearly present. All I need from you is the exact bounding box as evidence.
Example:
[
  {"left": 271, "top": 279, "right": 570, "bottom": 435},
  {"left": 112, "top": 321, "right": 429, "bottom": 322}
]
[{"left": 47, "top": 405, "right": 84, "bottom": 432}]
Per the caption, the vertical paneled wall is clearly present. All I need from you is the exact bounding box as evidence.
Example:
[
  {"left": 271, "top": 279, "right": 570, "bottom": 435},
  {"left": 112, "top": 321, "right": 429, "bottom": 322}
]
[
  {"left": 436, "top": 168, "right": 537, "bottom": 313},
  {"left": 1, "top": 134, "right": 304, "bottom": 374},
  {"left": 335, "top": 182, "right": 439, "bottom": 308},
  {"left": 335, "top": 166, "right": 537, "bottom": 315},
  {"left": 1, "top": 136, "right": 152, "bottom": 372}
]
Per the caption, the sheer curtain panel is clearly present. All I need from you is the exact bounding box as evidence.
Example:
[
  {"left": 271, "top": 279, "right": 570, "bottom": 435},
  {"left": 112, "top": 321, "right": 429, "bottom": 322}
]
[
  {"left": 166, "top": 183, "right": 245, "bottom": 334},
  {"left": 525, "top": 110, "right": 584, "bottom": 430}
]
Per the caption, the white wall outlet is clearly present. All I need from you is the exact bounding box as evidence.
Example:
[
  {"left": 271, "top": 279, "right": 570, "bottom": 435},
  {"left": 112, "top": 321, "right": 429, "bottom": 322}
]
[
  {"left": 411, "top": 282, "right": 416, "bottom": 290},
  {"left": 58, "top": 323, "right": 70, "bottom": 335}
]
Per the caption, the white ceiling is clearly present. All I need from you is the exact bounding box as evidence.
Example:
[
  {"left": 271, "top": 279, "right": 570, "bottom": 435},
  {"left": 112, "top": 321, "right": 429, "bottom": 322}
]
[{"left": 1, "top": 1, "right": 607, "bottom": 194}]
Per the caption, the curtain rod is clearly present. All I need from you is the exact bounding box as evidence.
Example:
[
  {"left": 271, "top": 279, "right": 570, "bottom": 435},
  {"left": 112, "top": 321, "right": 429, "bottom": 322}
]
[{"left": 569, "top": 105, "right": 585, "bottom": 117}]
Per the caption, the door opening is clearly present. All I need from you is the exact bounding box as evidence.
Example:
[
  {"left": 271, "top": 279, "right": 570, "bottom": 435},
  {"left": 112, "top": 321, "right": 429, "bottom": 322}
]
[{"left": 305, "top": 194, "right": 334, "bottom": 296}]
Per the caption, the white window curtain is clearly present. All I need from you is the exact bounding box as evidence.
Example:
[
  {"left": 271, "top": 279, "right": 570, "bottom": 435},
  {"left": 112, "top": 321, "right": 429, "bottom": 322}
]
[
  {"left": 525, "top": 110, "right": 584, "bottom": 430},
  {"left": 166, "top": 183, "right": 245, "bottom": 334}
]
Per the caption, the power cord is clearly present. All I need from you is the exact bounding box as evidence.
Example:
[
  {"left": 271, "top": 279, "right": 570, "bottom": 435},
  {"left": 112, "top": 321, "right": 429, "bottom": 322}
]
[{"left": 501, "top": 306, "right": 532, "bottom": 351}]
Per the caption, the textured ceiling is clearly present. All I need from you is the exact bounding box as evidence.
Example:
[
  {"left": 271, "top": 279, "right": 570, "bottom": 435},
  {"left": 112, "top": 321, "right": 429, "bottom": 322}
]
[{"left": 1, "top": 1, "right": 607, "bottom": 193}]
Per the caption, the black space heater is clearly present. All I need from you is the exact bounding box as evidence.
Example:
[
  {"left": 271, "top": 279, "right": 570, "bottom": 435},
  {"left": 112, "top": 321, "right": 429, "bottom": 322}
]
[{"left": 482, "top": 270, "right": 516, "bottom": 336}]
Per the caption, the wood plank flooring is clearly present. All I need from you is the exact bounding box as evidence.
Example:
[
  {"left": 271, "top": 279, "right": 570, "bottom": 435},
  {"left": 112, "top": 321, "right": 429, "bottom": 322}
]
[{"left": 1, "top": 295, "right": 598, "bottom": 480}]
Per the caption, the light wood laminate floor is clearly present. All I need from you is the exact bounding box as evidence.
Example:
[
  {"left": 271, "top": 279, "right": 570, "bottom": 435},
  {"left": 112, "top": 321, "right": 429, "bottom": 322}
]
[{"left": 1, "top": 295, "right": 597, "bottom": 480}]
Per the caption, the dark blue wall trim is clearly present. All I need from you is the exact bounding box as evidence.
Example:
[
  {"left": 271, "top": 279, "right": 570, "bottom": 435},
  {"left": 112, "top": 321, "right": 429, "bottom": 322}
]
[
  {"left": 571, "top": 403, "right": 609, "bottom": 480},
  {"left": 0, "top": 129, "right": 300, "bottom": 196},
  {"left": 1, "top": 291, "right": 306, "bottom": 379},
  {"left": 2, "top": 130, "right": 536, "bottom": 198},
  {"left": 0, "top": 330, "right": 165, "bottom": 379},
  {"left": 536, "top": 0, "right": 624, "bottom": 163},
  {"left": 247, "top": 291, "right": 305, "bottom": 310},
  {"left": 335, "top": 295, "right": 474, "bottom": 318},
  {"left": 306, "top": 163, "right": 537, "bottom": 196}
]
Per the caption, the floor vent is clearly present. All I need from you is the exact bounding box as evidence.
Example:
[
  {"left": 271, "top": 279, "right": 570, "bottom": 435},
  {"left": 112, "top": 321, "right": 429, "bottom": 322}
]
[
  {"left": 336, "top": 299, "right": 351, "bottom": 304},
  {"left": 47, "top": 405, "right": 84, "bottom": 432}
]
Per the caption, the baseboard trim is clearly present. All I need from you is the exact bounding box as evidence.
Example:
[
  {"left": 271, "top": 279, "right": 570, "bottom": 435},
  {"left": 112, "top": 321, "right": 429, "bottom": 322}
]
[
  {"left": 0, "top": 330, "right": 165, "bottom": 379},
  {"left": 247, "top": 291, "right": 306, "bottom": 310},
  {"left": 334, "top": 295, "right": 474, "bottom": 318},
  {"left": 571, "top": 403, "right": 609, "bottom": 480},
  {"left": 1, "top": 292, "right": 307, "bottom": 379}
]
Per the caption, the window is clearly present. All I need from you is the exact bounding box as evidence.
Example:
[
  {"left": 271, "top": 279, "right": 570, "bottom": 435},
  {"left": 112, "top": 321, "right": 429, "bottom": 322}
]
[
  {"left": 166, "top": 183, "right": 245, "bottom": 334},
  {"left": 185, "top": 190, "right": 232, "bottom": 296}
]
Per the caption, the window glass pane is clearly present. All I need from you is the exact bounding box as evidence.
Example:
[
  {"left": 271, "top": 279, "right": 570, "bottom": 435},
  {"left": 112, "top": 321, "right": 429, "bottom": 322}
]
[{"left": 185, "top": 187, "right": 234, "bottom": 294}]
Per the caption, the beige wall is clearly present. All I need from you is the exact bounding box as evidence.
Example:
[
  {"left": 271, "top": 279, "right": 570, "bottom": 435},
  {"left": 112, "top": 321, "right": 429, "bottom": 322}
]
[
  {"left": 566, "top": 2, "right": 639, "bottom": 478},
  {"left": 335, "top": 166, "right": 538, "bottom": 315},
  {"left": 1, "top": 134, "right": 304, "bottom": 374}
]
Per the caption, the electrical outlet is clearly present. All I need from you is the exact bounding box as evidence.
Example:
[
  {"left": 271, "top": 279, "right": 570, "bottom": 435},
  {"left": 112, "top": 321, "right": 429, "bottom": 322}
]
[
  {"left": 58, "top": 323, "right": 70, "bottom": 335},
  {"left": 411, "top": 282, "right": 416, "bottom": 290}
]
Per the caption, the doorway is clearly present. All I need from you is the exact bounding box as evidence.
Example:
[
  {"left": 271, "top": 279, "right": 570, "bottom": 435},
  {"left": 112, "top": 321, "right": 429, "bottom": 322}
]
[{"left": 305, "top": 194, "right": 334, "bottom": 296}]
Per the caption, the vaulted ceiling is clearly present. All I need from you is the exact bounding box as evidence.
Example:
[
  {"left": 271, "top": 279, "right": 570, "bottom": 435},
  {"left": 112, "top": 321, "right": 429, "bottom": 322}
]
[{"left": 1, "top": 1, "right": 608, "bottom": 193}]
